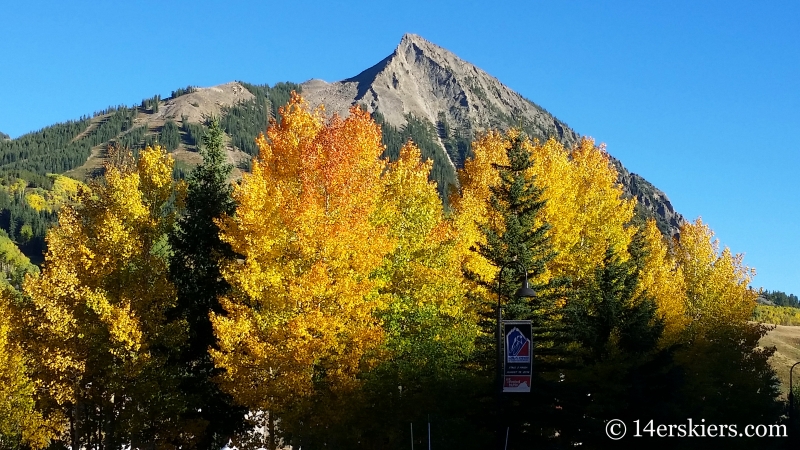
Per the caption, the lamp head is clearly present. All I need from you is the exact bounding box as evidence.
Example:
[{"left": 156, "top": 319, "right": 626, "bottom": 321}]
[{"left": 515, "top": 274, "right": 536, "bottom": 299}]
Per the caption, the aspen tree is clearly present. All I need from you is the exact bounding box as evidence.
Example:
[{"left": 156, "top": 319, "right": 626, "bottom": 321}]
[
  {"left": 23, "top": 145, "right": 195, "bottom": 449},
  {"left": 212, "top": 95, "right": 392, "bottom": 433}
]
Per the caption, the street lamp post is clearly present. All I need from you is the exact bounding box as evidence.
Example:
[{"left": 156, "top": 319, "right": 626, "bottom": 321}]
[{"left": 496, "top": 261, "right": 536, "bottom": 450}]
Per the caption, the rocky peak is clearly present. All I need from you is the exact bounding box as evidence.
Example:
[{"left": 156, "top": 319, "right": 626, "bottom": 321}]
[
  {"left": 300, "top": 34, "right": 684, "bottom": 237},
  {"left": 302, "top": 34, "right": 579, "bottom": 148}
]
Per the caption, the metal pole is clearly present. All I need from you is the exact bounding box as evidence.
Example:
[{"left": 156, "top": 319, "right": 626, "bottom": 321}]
[
  {"left": 497, "top": 263, "right": 507, "bottom": 450},
  {"left": 497, "top": 266, "right": 504, "bottom": 392},
  {"left": 495, "top": 260, "right": 534, "bottom": 450},
  {"left": 428, "top": 415, "right": 431, "bottom": 450},
  {"left": 410, "top": 423, "right": 414, "bottom": 450}
]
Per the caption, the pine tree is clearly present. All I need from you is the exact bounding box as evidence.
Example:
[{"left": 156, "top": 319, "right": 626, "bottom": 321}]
[
  {"left": 168, "top": 118, "right": 246, "bottom": 449},
  {"left": 474, "top": 132, "right": 557, "bottom": 320},
  {"left": 559, "top": 249, "right": 675, "bottom": 448},
  {"left": 467, "top": 131, "right": 567, "bottom": 446}
]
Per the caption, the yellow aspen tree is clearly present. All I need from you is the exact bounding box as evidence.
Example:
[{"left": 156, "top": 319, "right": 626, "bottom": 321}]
[
  {"left": 212, "top": 94, "right": 393, "bottom": 423},
  {"left": 670, "top": 219, "right": 778, "bottom": 429},
  {"left": 674, "top": 218, "right": 757, "bottom": 334},
  {"left": 376, "top": 142, "right": 478, "bottom": 374},
  {"left": 529, "top": 137, "right": 636, "bottom": 285},
  {"left": 25, "top": 192, "right": 47, "bottom": 212},
  {"left": 22, "top": 145, "right": 195, "bottom": 449},
  {"left": 0, "top": 288, "right": 52, "bottom": 449},
  {"left": 634, "top": 219, "right": 688, "bottom": 345}
]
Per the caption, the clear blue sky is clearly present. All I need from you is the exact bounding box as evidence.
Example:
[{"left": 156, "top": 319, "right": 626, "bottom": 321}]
[{"left": 2, "top": 1, "right": 798, "bottom": 295}]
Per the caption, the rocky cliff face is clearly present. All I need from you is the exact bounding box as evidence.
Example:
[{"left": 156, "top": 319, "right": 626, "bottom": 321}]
[
  {"left": 303, "top": 33, "right": 684, "bottom": 237},
  {"left": 612, "top": 160, "right": 685, "bottom": 236}
]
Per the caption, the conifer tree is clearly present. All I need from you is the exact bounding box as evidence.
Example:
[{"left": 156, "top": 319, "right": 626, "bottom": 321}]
[
  {"left": 467, "top": 131, "right": 567, "bottom": 446},
  {"left": 473, "top": 132, "right": 557, "bottom": 320},
  {"left": 559, "top": 249, "right": 674, "bottom": 447},
  {"left": 168, "top": 118, "right": 246, "bottom": 449}
]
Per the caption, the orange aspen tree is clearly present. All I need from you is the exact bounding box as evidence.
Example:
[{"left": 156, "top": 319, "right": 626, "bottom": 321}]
[
  {"left": 282, "top": 142, "right": 484, "bottom": 447},
  {"left": 211, "top": 95, "right": 393, "bottom": 425}
]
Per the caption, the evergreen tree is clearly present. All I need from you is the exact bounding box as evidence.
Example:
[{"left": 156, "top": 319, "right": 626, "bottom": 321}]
[
  {"left": 468, "top": 132, "right": 567, "bottom": 446},
  {"left": 559, "top": 248, "right": 677, "bottom": 449},
  {"left": 168, "top": 118, "right": 246, "bottom": 449}
]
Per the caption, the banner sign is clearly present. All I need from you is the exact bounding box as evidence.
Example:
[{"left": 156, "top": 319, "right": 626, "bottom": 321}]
[{"left": 503, "top": 320, "right": 532, "bottom": 393}]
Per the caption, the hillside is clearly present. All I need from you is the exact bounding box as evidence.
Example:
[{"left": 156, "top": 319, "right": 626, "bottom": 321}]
[{"left": 759, "top": 324, "right": 800, "bottom": 397}]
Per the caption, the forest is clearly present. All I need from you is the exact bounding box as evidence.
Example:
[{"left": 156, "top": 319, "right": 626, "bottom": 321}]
[{"left": 0, "top": 93, "right": 794, "bottom": 450}]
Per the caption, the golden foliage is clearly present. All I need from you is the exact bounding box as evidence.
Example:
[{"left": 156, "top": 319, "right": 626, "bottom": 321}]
[
  {"left": 376, "top": 143, "right": 478, "bottom": 367},
  {"left": 22, "top": 175, "right": 85, "bottom": 213},
  {"left": 452, "top": 131, "right": 760, "bottom": 347},
  {"left": 529, "top": 137, "right": 636, "bottom": 284},
  {"left": 0, "top": 289, "right": 54, "bottom": 449},
  {"left": 22, "top": 145, "right": 191, "bottom": 446},
  {"left": 635, "top": 220, "right": 688, "bottom": 345},
  {"left": 675, "top": 218, "right": 757, "bottom": 335},
  {"left": 212, "top": 94, "right": 393, "bottom": 413},
  {"left": 25, "top": 192, "right": 47, "bottom": 212},
  {"left": 753, "top": 304, "right": 800, "bottom": 326},
  {"left": 453, "top": 132, "right": 636, "bottom": 289}
]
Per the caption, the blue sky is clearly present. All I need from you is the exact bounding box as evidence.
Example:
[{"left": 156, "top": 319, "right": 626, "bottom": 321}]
[{"left": 2, "top": 1, "right": 798, "bottom": 295}]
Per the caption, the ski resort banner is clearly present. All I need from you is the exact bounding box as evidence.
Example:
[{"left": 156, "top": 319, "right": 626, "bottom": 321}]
[{"left": 503, "top": 320, "right": 532, "bottom": 393}]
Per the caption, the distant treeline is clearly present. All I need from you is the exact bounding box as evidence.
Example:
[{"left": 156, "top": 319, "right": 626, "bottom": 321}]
[
  {"left": 762, "top": 289, "right": 799, "bottom": 308},
  {"left": 754, "top": 305, "right": 800, "bottom": 326},
  {"left": 752, "top": 290, "right": 799, "bottom": 325},
  {"left": 171, "top": 85, "right": 197, "bottom": 99}
]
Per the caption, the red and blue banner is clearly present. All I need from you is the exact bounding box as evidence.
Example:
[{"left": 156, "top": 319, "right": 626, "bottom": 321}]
[{"left": 503, "top": 320, "right": 532, "bottom": 393}]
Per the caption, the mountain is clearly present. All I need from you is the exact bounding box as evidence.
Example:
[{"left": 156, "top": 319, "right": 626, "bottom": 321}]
[
  {"left": 302, "top": 33, "right": 684, "bottom": 236},
  {"left": 0, "top": 131, "right": 9, "bottom": 140},
  {"left": 302, "top": 34, "right": 579, "bottom": 150},
  {"left": 0, "top": 34, "right": 684, "bottom": 253}
]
